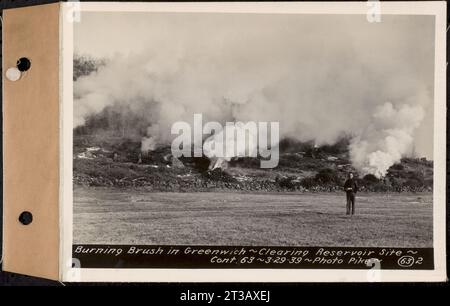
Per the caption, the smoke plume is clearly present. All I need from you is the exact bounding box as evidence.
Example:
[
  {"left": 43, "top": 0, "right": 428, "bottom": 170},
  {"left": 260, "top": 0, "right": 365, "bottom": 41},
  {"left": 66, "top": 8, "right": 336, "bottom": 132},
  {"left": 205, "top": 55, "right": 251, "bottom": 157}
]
[
  {"left": 349, "top": 103, "right": 425, "bottom": 178},
  {"left": 74, "top": 13, "right": 434, "bottom": 176}
]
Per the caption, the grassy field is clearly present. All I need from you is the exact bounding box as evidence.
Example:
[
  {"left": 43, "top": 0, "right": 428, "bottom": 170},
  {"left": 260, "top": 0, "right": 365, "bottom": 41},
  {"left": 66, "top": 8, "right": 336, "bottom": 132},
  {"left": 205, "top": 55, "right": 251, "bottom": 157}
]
[{"left": 73, "top": 187, "right": 433, "bottom": 247}]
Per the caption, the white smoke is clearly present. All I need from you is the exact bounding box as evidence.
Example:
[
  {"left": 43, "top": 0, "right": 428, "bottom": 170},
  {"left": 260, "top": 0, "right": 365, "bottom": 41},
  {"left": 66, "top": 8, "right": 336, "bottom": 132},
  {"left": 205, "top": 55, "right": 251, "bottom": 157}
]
[
  {"left": 202, "top": 122, "right": 259, "bottom": 169},
  {"left": 203, "top": 123, "right": 258, "bottom": 161},
  {"left": 349, "top": 103, "right": 425, "bottom": 178},
  {"left": 73, "top": 13, "right": 434, "bottom": 174},
  {"left": 141, "top": 136, "right": 157, "bottom": 152},
  {"left": 141, "top": 124, "right": 161, "bottom": 152}
]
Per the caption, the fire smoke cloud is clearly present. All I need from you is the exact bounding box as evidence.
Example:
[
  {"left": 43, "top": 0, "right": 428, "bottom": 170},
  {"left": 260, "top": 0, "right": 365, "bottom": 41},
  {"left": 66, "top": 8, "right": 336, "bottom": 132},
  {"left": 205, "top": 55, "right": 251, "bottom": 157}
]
[
  {"left": 349, "top": 103, "right": 425, "bottom": 177},
  {"left": 74, "top": 13, "right": 435, "bottom": 176}
]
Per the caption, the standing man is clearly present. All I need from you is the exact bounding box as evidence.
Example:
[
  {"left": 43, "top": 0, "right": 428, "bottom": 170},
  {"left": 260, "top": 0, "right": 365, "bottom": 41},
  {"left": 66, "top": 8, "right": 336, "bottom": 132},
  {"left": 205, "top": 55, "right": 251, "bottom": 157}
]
[{"left": 344, "top": 172, "right": 358, "bottom": 215}]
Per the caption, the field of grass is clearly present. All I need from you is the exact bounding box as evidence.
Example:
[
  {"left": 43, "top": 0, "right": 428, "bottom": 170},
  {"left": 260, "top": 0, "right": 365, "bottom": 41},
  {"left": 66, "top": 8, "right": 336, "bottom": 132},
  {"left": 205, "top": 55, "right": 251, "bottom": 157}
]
[{"left": 73, "top": 187, "right": 432, "bottom": 247}]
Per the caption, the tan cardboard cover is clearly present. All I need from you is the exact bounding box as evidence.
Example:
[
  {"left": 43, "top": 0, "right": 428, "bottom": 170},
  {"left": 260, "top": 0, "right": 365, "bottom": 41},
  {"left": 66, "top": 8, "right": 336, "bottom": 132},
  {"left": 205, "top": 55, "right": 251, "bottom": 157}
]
[{"left": 2, "top": 3, "right": 60, "bottom": 280}]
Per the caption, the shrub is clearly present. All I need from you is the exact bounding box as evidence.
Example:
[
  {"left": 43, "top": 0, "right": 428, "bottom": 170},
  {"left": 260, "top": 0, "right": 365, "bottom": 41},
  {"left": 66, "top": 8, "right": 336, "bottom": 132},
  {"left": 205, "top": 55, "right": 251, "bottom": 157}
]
[
  {"left": 318, "top": 137, "right": 350, "bottom": 155},
  {"left": 108, "top": 166, "right": 135, "bottom": 179},
  {"left": 278, "top": 138, "right": 314, "bottom": 153},
  {"left": 363, "top": 174, "right": 379, "bottom": 184},
  {"left": 73, "top": 54, "right": 105, "bottom": 81},
  {"left": 192, "top": 156, "right": 211, "bottom": 172},
  {"left": 203, "top": 168, "right": 237, "bottom": 183},
  {"left": 276, "top": 176, "right": 301, "bottom": 189},
  {"left": 315, "top": 168, "right": 340, "bottom": 184},
  {"left": 424, "top": 178, "right": 433, "bottom": 188},
  {"left": 405, "top": 178, "right": 423, "bottom": 189},
  {"left": 300, "top": 177, "right": 317, "bottom": 189},
  {"left": 405, "top": 170, "right": 424, "bottom": 181},
  {"left": 390, "top": 163, "right": 404, "bottom": 171},
  {"left": 372, "top": 182, "right": 390, "bottom": 192}
]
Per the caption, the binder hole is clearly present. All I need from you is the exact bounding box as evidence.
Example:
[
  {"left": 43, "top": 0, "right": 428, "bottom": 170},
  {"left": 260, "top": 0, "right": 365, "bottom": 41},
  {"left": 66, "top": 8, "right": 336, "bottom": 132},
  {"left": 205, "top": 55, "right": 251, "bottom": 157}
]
[
  {"left": 19, "top": 211, "right": 33, "bottom": 225},
  {"left": 16, "top": 57, "right": 31, "bottom": 72}
]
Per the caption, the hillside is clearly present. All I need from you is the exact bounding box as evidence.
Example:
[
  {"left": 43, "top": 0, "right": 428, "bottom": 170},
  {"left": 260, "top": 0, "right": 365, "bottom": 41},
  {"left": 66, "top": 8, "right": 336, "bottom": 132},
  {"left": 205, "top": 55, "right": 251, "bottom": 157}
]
[{"left": 73, "top": 135, "right": 433, "bottom": 192}]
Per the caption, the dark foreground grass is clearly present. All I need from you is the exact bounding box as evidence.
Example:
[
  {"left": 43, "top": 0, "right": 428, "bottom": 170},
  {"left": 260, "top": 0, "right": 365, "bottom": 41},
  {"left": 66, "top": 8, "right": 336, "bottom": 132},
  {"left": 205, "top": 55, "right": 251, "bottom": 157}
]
[{"left": 73, "top": 187, "right": 432, "bottom": 247}]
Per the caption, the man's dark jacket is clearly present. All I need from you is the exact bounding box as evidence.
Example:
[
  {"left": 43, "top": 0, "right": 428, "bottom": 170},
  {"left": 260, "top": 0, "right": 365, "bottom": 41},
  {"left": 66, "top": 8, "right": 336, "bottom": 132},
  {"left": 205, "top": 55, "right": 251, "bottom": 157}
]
[{"left": 344, "top": 178, "right": 358, "bottom": 194}]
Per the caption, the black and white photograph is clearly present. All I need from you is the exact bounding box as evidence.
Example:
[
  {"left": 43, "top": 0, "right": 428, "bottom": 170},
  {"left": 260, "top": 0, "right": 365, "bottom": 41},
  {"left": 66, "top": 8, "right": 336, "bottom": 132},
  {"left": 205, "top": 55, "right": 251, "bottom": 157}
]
[{"left": 63, "top": 2, "right": 446, "bottom": 281}]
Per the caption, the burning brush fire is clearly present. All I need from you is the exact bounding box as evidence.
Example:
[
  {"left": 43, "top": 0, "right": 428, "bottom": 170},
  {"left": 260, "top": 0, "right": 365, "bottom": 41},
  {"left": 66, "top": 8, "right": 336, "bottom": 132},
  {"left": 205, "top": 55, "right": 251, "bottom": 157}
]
[{"left": 163, "top": 114, "right": 281, "bottom": 170}]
